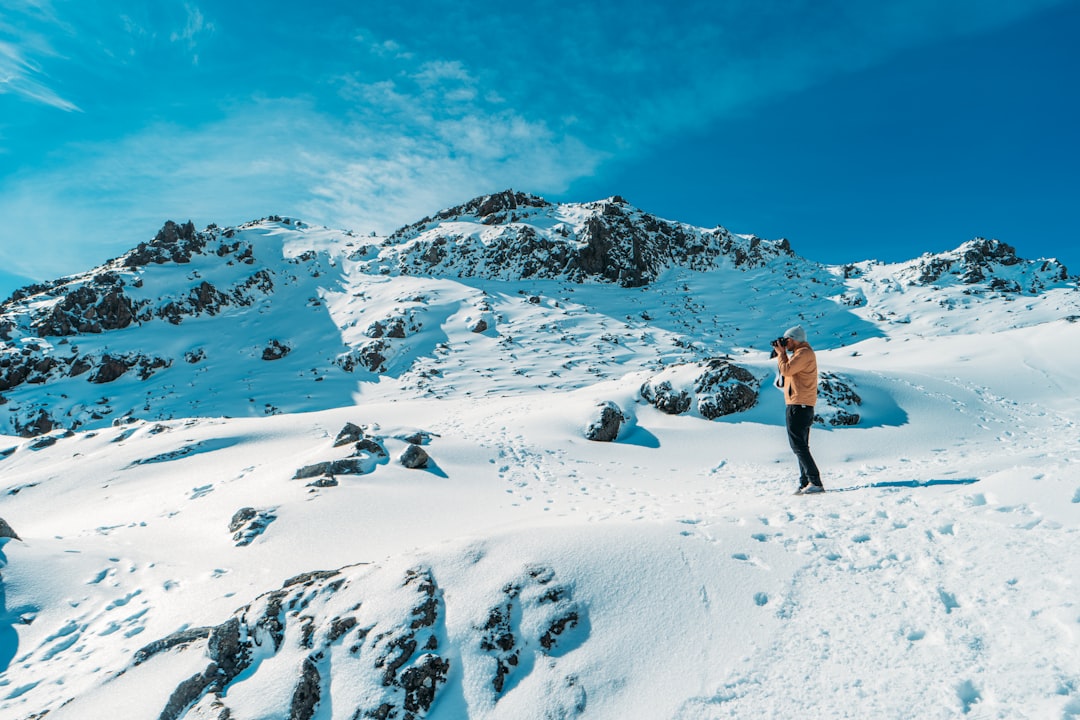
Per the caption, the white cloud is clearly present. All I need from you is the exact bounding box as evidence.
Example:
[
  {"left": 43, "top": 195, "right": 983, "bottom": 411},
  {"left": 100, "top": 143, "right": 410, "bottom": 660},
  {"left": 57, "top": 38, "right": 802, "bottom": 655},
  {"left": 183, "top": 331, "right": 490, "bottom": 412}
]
[
  {"left": 0, "top": 86, "right": 604, "bottom": 280},
  {"left": 169, "top": 3, "right": 214, "bottom": 63},
  {"left": 0, "top": 27, "right": 79, "bottom": 111}
]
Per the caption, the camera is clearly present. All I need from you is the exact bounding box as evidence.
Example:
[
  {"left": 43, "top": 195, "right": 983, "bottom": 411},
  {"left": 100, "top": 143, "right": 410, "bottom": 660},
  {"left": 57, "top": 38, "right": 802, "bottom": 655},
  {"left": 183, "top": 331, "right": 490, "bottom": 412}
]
[{"left": 769, "top": 336, "right": 787, "bottom": 358}]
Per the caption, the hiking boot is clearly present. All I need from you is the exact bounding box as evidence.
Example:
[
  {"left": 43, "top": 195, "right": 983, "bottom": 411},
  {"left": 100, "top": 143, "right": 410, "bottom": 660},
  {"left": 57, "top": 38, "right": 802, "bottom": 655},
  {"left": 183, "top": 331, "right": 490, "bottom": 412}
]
[{"left": 803, "top": 484, "right": 825, "bottom": 495}]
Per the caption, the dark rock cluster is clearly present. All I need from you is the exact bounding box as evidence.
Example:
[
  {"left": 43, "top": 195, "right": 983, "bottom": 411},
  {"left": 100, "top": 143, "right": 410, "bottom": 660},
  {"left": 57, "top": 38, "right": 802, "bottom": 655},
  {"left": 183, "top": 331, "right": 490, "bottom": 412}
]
[
  {"left": 912, "top": 238, "right": 1068, "bottom": 291},
  {"left": 293, "top": 423, "right": 442, "bottom": 485},
  {"left": 336, "top": 308, "right": 425, "bottom": 375},
  {"left": 128, "top": 557, "right": 588, "bottom": 720},
  {"left": 391, "top": 190, "right": 553, "bottom": 241},
  {"left": 0, "top": 219, "right": 312, "bottom": 436},
  {"left": 381, "top": 191, "right": 794, "bottom": 288},
  {"left": 228, "top": 506, "right": 277, "bottom": 547},
  {"left": 640, "top": 359, "right": 761, "bottom": 420},
  {"left": 814, "top": 372, "right": 863, "bottom": 427}
]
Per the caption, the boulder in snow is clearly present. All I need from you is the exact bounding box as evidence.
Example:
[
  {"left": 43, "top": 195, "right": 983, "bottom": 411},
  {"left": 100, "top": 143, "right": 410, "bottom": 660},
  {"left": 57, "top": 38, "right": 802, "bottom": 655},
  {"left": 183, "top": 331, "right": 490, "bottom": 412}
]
[
  {"left": 585, "top": 401, "right": 624, "bottom": 442},
  {"left": 0, "top": 517, "right": 21, "bottom": 541},
  {"left": 400, "top": 443, "right": 430, "bottom": 469}
]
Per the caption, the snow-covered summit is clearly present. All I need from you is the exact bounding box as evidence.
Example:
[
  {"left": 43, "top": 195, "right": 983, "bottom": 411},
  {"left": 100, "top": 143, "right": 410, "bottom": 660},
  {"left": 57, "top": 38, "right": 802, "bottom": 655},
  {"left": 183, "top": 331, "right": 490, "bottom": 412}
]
[
  {"left": 1, "top": 193, "right": 1077, "bottom": 438},
  {"left": 365, "top": 189, "right": 796, "bottom": 286}
]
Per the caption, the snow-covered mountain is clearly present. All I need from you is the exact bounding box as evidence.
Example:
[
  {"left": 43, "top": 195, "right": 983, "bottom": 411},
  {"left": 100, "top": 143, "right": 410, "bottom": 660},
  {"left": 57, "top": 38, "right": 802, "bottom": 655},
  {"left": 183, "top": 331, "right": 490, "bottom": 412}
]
[{"left": 2, "top": 191, "right": 1079, "bottom": 719}]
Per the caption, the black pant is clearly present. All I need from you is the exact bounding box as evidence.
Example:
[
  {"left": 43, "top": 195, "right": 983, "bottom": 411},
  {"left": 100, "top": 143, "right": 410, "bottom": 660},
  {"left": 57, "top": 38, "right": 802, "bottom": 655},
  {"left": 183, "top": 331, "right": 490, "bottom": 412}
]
[{"left": 786, "top": 404, "right": 821, "bottom": 486}]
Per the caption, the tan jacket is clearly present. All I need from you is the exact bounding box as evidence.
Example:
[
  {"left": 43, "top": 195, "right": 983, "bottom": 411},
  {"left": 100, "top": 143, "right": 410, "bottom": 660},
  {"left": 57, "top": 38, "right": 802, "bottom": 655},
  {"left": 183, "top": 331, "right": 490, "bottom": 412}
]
[{"left": 776, "top": 342, "right": 818, "bottom": 406}]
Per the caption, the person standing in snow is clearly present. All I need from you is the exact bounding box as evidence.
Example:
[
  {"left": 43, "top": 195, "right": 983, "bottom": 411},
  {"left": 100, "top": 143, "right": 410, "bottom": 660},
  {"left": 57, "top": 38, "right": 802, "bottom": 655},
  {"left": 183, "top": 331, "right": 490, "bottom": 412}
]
[{"left": 772, "top": 325, "right": 824, "bottom": 494}]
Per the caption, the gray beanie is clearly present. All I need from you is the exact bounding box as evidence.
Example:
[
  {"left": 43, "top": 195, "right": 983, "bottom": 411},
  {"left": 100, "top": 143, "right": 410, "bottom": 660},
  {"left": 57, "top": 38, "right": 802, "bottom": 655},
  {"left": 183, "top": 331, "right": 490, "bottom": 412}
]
[{"left": 783, "top": 325, "right": 807, "bottom": 343}]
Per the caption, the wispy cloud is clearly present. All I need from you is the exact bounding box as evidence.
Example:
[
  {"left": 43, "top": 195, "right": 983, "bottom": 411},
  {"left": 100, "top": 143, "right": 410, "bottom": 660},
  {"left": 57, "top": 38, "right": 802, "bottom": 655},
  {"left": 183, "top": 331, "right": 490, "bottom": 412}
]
[
  {"left": 169, "top": 3, "right": 214, "bottom": 64},
  {"left": 0, "top": 3, "right": 80, "bottom": 112},
  {"left": 0, "top": 87, "right": 602, "bottom": 279}
]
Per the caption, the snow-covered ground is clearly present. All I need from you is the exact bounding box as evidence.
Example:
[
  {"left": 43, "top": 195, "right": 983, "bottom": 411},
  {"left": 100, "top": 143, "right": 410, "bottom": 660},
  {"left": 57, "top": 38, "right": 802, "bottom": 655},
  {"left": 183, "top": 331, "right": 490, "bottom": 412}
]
[{"left": 1, "top": 196, "right": 1079, "bottom": 719}]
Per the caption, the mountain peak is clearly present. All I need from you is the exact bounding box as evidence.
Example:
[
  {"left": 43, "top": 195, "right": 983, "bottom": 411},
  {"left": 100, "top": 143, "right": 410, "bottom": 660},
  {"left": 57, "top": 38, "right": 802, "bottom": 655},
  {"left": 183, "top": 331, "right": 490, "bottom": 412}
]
[
  {"left": 390, "top": 190, "right": 552, "bottom": 241},
  {"left": 904, "top": 236, "right": 1069, "bottom": 288}
]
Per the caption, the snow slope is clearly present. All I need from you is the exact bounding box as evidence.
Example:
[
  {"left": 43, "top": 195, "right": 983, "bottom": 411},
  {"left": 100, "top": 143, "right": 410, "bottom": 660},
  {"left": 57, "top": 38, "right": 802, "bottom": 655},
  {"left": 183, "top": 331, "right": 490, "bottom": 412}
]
[{"left": 1, "top": 192, "right": 1079, "bottom": 719}]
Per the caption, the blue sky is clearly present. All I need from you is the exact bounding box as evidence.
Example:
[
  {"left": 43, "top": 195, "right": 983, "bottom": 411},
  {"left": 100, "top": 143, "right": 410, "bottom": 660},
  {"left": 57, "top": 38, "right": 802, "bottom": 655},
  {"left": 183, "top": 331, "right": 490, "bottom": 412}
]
[{"left": 2, "top": 0, "right": 1078, "bottom": 298}]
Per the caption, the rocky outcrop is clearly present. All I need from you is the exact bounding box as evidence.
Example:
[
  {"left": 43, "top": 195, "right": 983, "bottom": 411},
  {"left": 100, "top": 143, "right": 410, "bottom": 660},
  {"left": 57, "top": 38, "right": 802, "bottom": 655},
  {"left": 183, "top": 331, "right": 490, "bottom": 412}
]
[
  {"left": 909, "top": 238, "right": 1068, "bottom": 292},
  {"left": 640, "top": 380, "right": 692, "bottom": 415},
  {"left": 293, "top": 424, "right": 392, "bottom": 484},
  {"left": 814, "top": 372, "right": 862, "bottom": 427},
  {"left": 229, "top": 507, "right": 277, "bottom": 546},
  {"left": 694, "top": 359, "right": 761, "bottom": 420},
  {"left": 585, "top": 401, "right": 624, "bottom": 441},
  {"left": 123, "top": 220, "right": 206, "bottom": 268},
  {"left": 262, "top": 339, "right": 291, "bottom": 361},
  {"left": 378, "top": 192, "right": 794, "bottom": 287},
  {"left": 293, "top": 458, "right": 369, "bottom": 480},
  {"left": 0, "top": 517, "right": 20, "bottom": 541},
  {"left": 640, "top": 359, "right": 760, "bottom": 419},
  {"left": 391, "top": 190, "right": 553, "bottom": 241},
  {"left": 31, "top": 285, "right": 146, "bottom": 337},
  {"left": 124, "top": 557, "right": 588, "bottom": 720},
  {"left": 333, "top": 422, "right": 366, "bottom": 447}
]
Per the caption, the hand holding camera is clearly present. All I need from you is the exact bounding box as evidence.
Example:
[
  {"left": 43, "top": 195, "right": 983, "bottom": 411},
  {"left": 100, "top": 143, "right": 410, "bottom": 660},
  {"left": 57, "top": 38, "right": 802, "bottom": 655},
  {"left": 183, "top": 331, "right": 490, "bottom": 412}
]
[{"left": 769, "top": 336, "right": 788, "bottom": 358}]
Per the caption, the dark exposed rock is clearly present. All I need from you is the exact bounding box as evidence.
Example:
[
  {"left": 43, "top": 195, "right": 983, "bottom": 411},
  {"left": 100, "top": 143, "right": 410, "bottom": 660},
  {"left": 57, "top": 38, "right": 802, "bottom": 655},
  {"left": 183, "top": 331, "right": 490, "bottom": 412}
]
[
  {"left": 293, "top": 459, "right": 368, "bottom": 479},
  {"left": 229, "top": 507, "right": 258, "bottom": 533},
  {"left": 402, "top": 431, "right": 435, "bottom": 446},
  {"left": 29, "top": 285, "right": 146, "bottom": 337},
  {"left": 540, "top": 611, "right": 581, "bottom": 650},
  {"left": 69, "top": 356, "right": 93, "bottom": 376},
  {"left": 694, "top": 358, "right": 760, "bottom": 419},
  {"left": 262, "top": 339, "right": 291, "bottom": 361},
  {"left": 641, "top": 359, "right": 760, "bottom": 419},
  {"left": 356, "top": 438, "right": 388, "bottom": 457},
  {"left": 911, "top": 237, "right": 1066, "bottom": 293},
  {"left": 28, "top": 435, "right": 57, "bottom": 450},
  {"left": 328, "top": 616, "right": 358, "bottom": 643},
  {"left": 0, "top": 517, "right": 21, "bottom": 541},
  {"left": 476, "top": 564, "right": 587, "bottom": 701},
  {"left": 113, "top": 557, "right": 593, "bottom": 720},
  {"left": 289, "top": 656, "right": 322, "bottom": 720},
  {"left": 337, "top": 341, "right": 389, "bottom": 373},
  {"left": 208, "top": 617, "right": 250, "bottom": 682},
  {"left": 230, "top": 507, "right": 276, "bottom": 546},
  {"left": 399, "top": 443, "right": 429, "bottom": 469},
  {"left": 334, "top": 422, "right": 365, "bottom": 447},
  {"left": 385, "top": 318, "right": 407, "bottom": 339},
  {"left": 14, "top": 409, "right": 55, "bottom": 438},
  {"left": 399, "top": 654, "right": 449, "bottom": 715},
  {"left": 391, "top": 190, "right": 552, "bottom": 241},
  {"left": 125, "top": 220, "right": 205, "bottom": 268},
  {"left": 159, "top": 666, "right": 220, "bottom": 720},
  {"left": 134, "top": 626, "right": 213, "bottom": 666},
  {"left": 383, "top": 192, "right": 792, "bottom": 286},
  {"left": 815, "top": 372, "right": 862, "bottom": 427},
  {"left": 640, "top": 380, "right": 692, "bottom": 415},
  {"left": 90, "top": 355, "right": 130, "bottom": 384},
  {"left": 585, "top": 401, "right": 624, "bottom": 442}
]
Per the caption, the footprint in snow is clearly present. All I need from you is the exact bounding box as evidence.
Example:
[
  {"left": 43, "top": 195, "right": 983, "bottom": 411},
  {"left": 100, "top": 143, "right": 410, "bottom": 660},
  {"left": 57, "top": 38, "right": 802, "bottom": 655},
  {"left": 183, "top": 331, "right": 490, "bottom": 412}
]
[{"left": 189, "top": 484, "right": 214, "bottom": 499}]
